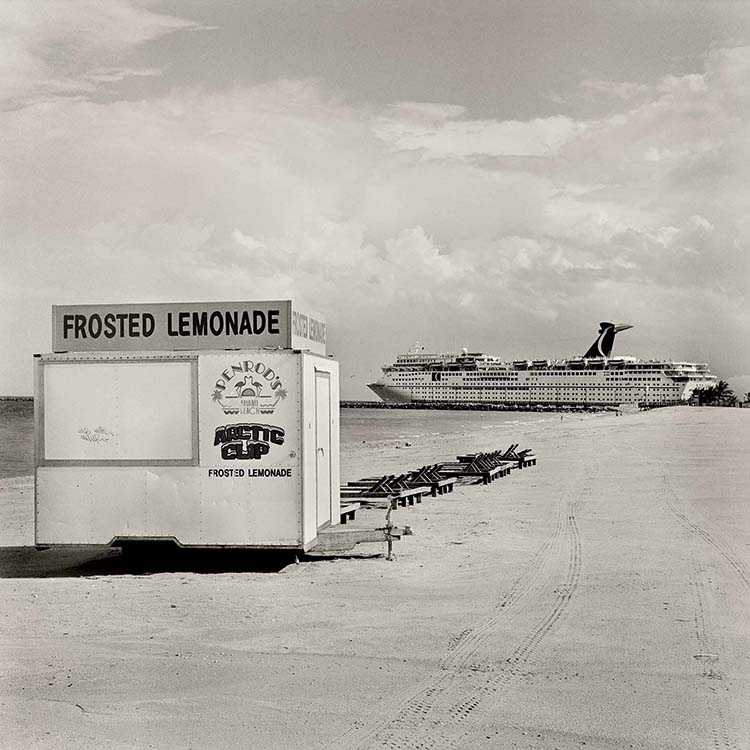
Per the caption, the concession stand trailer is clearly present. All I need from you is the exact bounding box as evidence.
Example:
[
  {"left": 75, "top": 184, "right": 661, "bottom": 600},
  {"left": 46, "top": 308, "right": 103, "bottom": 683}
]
[{"left": 33, "top": 300, "right": 362, "bottom": 552}]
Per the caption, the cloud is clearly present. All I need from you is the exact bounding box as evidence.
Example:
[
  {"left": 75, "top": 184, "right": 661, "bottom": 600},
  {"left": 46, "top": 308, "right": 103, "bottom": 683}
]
[
  {"left": 389, "top": 102, "right": 468, "bottom": 122},
  {"left": 0, "top": 14, "right": 749, "bottom": 395},
  {"left": 582, "top": 78, "right": 654, "bottom": 102},
  {"left": 374, "top": 109, "right": 582, "bottom": 159},
  {"left": 83, "top": 67, "right": 161, "bottom": 84},
  {"left": 0, "top": 0, "right": 206, "bottom": 105}
]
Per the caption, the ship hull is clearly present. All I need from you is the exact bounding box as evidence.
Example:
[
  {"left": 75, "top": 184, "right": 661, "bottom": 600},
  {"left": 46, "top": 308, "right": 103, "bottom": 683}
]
[
  {"left": 367, "top": 382, "right": 412, "bottom": 404},
  {"left": 368, "top": 368, "right": 716, "bottom": 408},
  {"left": 367, "top": 381, "right": 714, "bottom": 408}
]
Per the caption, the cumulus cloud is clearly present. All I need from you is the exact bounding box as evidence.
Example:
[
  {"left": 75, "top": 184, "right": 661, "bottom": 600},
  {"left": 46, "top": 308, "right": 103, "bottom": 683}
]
[{"left": 0, "top": 3, "right": 748, "bottom": 395}]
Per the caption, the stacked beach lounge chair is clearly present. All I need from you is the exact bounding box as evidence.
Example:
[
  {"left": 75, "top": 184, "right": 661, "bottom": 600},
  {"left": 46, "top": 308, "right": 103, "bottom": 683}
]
[
  {"left": 437, "top": 444, "right": 537, "bottom": 484},
  {"left": 338, "top": 444, "right": 536, "bottom": 519},
  {"left": 340, "top": 474, "right": 432, "bottom": 509},
  {"left": 339, "top": 466, "right": 458, "bottom": 511},
  {"left": 436, "top": 452, "right": 510, "bottom": 485},
  {"left": 405, "top": 465, "right": 457, "bottom": 496},
  {"left": 494, "top": 443, "right": 537, "bottom": 468}
]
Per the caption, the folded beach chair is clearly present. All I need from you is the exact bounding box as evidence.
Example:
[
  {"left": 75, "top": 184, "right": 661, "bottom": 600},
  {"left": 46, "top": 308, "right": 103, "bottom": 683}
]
[
  {"left": 405, "top": 465, "right": 456, "bottom": 496},
  {"left": 342, "top": 475, "right": 430, "bottom": 506},
  {"left": 455, "top": 451, "right": 513, "bottom": 476},
  {"left": 339, "top": 502, "right": 360, "bottom": 524},
  {"left": 380, "top": 473, "right": 434, "bottom": 502},
  {"left": 495, "top": 443, "right": 537, "bottom": 468},
  {"left": 435, "top": 457, "right": 505, "bottom": 485}
]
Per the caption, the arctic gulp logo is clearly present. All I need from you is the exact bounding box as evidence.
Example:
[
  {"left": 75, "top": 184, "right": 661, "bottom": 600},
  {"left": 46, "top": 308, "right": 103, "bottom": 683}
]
[
  {"left": 214, "top": 423, "right": 285, "bottom": 460},
  {"left": 212, "top": 359, "right": 288, "bottom": 415}
]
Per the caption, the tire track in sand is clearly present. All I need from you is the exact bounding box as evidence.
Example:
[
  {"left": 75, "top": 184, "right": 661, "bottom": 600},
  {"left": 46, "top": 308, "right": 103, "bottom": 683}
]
[
  {"left": 688, "top": 556, "right": 739, "bottom": 750},
  {"left": 663, "top": 475, "right": 750, "bottom": 589},
  {"left": 661, "top": 474, "right": 745, "bottom": 749},
  {"left": 444, "top": 510, "right": 581, "bottom": 728},
  {"left": 324, "top": 466, "right": 590, "bottom": 750}
]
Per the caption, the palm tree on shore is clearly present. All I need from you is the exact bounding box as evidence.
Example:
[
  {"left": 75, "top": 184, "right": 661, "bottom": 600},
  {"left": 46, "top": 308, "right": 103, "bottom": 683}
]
[
  {"left": 717, "top": 381, "right": 735, "bottom": 405},
  {"left": 693, "top": 380, "right": 736, "bottom": 406},
  {"left": 715, "top": 380, "right": 731, "bottom": 402},
  {"left": 694, "top": 386, "right": 716, "bottom": 405}
]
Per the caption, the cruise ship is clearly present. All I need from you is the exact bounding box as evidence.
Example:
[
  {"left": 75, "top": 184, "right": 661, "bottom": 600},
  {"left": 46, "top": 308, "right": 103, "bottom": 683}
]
[{"left": 367, "top": 323, "right": 716, "bottom": 408}]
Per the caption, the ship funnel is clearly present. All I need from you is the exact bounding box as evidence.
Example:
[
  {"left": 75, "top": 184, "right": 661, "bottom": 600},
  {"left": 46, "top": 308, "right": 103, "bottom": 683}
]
[{"left": 583, "top": 322, "right": 632, "bottom": 358}]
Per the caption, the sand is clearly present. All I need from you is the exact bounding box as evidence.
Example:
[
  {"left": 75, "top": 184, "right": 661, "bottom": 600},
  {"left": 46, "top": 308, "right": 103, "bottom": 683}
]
[{"left": 1, "top": 407, "right": 748, "bottom": 749}]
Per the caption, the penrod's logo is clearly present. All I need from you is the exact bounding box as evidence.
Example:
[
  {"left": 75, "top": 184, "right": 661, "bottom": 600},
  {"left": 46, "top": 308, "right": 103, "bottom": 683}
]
[
  {"left": 214, "top": 423, "right": 285, "bottom": 460},
  {"left": 211, "top": 358, "right": 288, "bottom": 415}
]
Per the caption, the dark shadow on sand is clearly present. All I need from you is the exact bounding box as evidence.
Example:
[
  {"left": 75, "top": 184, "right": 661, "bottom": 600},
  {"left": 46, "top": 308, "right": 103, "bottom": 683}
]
[{"left": 0, "top": 543, "right": 304, "bottom": 578}]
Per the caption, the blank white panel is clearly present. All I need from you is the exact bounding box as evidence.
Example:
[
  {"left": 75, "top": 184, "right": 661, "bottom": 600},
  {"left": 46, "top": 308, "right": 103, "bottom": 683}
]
[
  {"left": 35, "top": 467, "right": 301, "bottom": 546},
  {"left": 43, "top": 361, "right": 194, "bottom": 461}
]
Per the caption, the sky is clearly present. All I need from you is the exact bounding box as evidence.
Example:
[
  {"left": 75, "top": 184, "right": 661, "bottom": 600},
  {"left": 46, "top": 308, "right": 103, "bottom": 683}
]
[{"left": 1, "top": 0, "right": 749, "bottom": 399}]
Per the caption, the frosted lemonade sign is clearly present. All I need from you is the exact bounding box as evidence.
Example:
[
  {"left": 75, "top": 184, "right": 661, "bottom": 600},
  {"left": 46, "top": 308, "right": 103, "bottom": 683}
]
[
  {"left": 52, "top": 300, "right": 326, "bottom": 355},
  {"left": 50, "top": 301, "right": 315, "bottom": 483}
]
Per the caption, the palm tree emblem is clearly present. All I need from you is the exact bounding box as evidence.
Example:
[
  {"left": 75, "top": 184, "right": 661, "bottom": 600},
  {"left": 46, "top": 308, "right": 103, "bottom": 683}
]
[
  {"left": 210, "top": 366, "right": 286, "bottom": 413},
  {"left": 235, "top": 376, "right": 264, "bottom": 397}
]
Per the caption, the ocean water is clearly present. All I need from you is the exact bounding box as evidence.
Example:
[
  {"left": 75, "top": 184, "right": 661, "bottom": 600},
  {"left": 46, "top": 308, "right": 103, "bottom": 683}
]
[
  {"left": 339, "top": 407, "right": 552, "bottom": 447},
  {"left": 0, "top": 400, "right": 34, "bottom": 479},
  {"left": 0, "top": 401, "right": 551, "bottom": 479}
]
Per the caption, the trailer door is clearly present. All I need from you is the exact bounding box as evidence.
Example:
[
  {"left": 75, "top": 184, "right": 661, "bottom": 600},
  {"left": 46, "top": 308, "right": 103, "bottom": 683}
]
[{"left": 315, "top": 370, "right": 332, "bottom": 529}]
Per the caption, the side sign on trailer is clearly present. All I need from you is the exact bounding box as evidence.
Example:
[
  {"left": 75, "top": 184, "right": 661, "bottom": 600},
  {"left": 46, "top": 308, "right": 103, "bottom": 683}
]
[{"left": 200, "top": 351, "right": 300, "bottom": 489}]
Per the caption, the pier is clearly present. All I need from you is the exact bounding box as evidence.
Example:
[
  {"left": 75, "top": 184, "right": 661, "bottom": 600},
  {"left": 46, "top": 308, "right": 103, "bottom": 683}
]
[{"left": 341, "top": 400, "right": 613, "bottom": 413}]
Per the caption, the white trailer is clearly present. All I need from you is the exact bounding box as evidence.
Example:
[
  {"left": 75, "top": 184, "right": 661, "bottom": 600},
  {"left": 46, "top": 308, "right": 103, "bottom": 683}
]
[
  {"left": 34, "top": 301, "right": 409, "bottom": 553},
  {"left": 35, "top": 349, "right": 341, "bottom": 550},
  {"left": 34, "top": 300, "right": 410, "bottom": 552}
]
